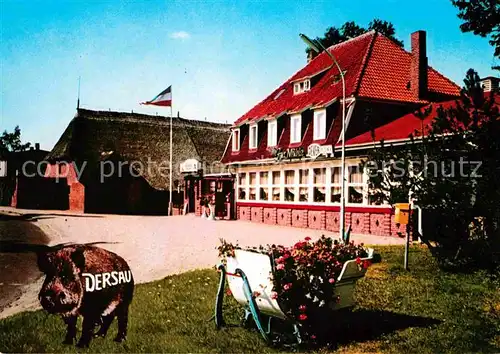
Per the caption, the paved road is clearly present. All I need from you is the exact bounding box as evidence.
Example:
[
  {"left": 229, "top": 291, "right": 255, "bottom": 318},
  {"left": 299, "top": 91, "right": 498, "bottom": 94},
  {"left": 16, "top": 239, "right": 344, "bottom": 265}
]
[{"left": 0, "top": 215, "right": 48, "bottom": 312}]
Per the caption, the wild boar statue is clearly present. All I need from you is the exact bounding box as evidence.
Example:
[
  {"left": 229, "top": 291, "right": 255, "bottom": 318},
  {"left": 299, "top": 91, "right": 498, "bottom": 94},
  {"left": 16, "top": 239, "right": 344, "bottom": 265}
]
[{"left": 37, "top": 244, "right": 134, "bottom": 347}]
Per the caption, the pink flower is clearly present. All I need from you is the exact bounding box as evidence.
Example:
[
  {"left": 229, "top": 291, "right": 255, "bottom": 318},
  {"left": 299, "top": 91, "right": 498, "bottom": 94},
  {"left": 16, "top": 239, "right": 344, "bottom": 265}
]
[
  {"left": 276, "top": 256, "right": 284, "bottom": 264},
  {"left": 298, "top": 313, "right": 308, "bottom": 321},
  {"left": 283, "top": 283, "right": 292, "bottom": 291},
  {"left": 329, "top": 278, "right": 335, "bottom": 284},
  {"left": 276, "top": 263, "right": 285, "bottom": 270},
  {"left": 311, "top": 334, "right": 317, "bottom": 340},
  {"left": 226, "top": 289, "right": 232, "bottom": 296},
  {"left": 299, "top": 305, "right": 306, "bottom": 312},
  {"left": 252, "top": 291, "right": 261, "bottom": 298},
  {"left": 270, "top": 291, "right": 278, "bottom": 299}
]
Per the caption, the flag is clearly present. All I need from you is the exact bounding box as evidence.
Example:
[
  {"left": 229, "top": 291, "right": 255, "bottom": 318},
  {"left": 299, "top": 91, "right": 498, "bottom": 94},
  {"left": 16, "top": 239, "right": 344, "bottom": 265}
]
[{"left": 140, "top": 86, "right": 172, "bottom": 106}]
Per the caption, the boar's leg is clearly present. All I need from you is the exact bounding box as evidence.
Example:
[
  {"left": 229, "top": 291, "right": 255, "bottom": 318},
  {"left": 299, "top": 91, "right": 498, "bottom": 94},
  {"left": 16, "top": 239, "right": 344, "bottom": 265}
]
[
  {"left": 114, "top": 304, "right": 129, "bottom": 343},
  {"left": 62, "top": 315, "right": 77, "bottom": 345},
  {"left": 94, "top": 313, "right": 115, "bottom": 338},
  {"left": 77, "top": 315, "right": 98, "bottom": 348}
]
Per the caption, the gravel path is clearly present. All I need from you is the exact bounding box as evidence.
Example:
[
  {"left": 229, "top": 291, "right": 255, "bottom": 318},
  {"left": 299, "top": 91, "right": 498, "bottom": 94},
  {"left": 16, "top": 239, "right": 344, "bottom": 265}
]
[{"left": 0, "top": 208, "right": 404, "bottom": 319}]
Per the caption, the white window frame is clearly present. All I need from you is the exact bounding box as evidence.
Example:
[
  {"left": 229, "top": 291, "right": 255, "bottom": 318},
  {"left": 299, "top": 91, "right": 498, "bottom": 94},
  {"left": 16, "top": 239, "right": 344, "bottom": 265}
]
[
  {"left": 293, "top": 79, "right": 311, "bottom": 95},
  {"left": 313, "top": 109, "right": 327, "bottom": 140},
  {"left": 249, "top": 124, "right": 258, "bottom": 149},
  {"left": 232, "top": 128, "right": 240, "bottom": 151},
  {"left": 267, "top": 119, "right": 278, "bottom": 147},
  {"left": 290, "top": 114, "right": 302, "bottom": 144}
]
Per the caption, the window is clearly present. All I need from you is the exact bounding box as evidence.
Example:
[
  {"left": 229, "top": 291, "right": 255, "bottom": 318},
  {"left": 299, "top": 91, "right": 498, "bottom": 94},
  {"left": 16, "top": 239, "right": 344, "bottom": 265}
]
[
  {"left": 290, "top": 114, "right": 302, "bottom": 143},
  {"left": 272, "top": 171, "right": 281, "bottom": 201},
  {"left": 293, "top": 79, "right": 311, "bottom": 95},
  {"left": 249, "top": 124, "right": 258, "bottom": 149},
  {"left": 232, "top": 129, "right": 240, "bottom": 151},
  {"left": 298, "top": 169, "right": 309, "bottom": 202},
  {"left": 267, "top": 120, "right": 278, "bottom": 147},
  {"left": 249, "top": 172, "right": 257, "bottom": 200},
  {"left": 313, "top": 109, "right": 327, "bottom": 140},
  {"left": 313, "top": 168, "right": 326, "bottom": 202},
  {"left": 331, "top": 166, "right": 341, "bottom": 203},
  {"left": 348, "top": 166, "right": 364, "bottom": 204},
  {"left": 284, "top": 170, "right": 296, "bottom": 201},
  {"left": 238, "top": 173, "right": 247, "bottom": 200},
  {"left": 259, "top": 172, "right": 269, "bottom": 201}
]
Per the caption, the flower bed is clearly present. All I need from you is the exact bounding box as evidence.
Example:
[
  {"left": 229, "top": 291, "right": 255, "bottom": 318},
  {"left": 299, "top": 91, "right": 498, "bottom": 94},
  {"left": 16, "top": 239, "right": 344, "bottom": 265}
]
[{"left": 218, "top": 236, "right": 372, "bottom": 340}]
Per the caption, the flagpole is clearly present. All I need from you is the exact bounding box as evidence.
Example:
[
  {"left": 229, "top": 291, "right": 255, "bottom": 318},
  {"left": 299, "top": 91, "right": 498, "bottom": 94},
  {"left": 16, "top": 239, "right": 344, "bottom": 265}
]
[{"left": 169, "top": 91, "right": 173, "bottom": 216}]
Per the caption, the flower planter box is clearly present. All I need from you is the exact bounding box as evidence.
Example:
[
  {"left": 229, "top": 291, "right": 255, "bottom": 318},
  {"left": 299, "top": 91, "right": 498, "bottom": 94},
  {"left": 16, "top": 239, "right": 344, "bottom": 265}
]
[{"left": 225, "top": 248, "right": 374, "bottom": 320}]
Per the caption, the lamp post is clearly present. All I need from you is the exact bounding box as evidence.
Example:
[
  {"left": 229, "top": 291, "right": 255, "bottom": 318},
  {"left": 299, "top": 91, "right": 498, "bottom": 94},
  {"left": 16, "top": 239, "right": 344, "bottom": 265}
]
[{"left": 299, "top": 33, "right": 346, "bottom": 240}]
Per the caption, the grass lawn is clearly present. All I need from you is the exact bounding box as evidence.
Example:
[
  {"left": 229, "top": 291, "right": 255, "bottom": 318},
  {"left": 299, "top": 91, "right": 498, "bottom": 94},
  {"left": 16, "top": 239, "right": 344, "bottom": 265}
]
[{"left": 0, "top": 245, "right": 499, "bottom": 353}]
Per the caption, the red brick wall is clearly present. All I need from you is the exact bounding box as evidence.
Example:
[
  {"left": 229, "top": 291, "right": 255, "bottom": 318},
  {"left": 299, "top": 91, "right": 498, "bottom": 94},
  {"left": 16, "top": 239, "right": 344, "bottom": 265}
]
[
  {"left": 263, "top": 208, "right": 277, "bottom": 224},
  {"left": 350, "top": 212, "right": 366, "bottom": 234},
  {"left": 250, "top": 207, "right": 264, "bottom": 222},
  {"left": 292, "top": 209, "right": 307, "bottom": 228},
  {"left": 69, "top": 183, "right": 85, "bottom": 212},
  {"left": 325, "top": 211, "right": 340, "bottom": 234},
  {"left": 308, "top": 210, "right": 325, "bottom": 230},
  {"left": 238, "top": 206, "right": 251, "bottom": 221},
  {"left": 277, "top": 208, "right": 292, "bottom": 226},
  {"left": 234, "top": 202, "right": 407, "bottom": 238}
]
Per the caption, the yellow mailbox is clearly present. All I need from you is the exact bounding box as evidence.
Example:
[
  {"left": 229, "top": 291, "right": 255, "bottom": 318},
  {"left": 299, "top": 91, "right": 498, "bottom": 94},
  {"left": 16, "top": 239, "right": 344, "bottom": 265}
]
[{"left": 394, "top": 203, "right": 411, "bottom": 225}]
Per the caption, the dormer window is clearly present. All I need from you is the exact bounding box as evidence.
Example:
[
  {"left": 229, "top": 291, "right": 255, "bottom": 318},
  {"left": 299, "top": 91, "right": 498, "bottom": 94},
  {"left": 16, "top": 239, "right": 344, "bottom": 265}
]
[
  {"left": 267, "top": 119, "right": 277, "bottom": 147},
  {"left": 313, "top": 109, "right": 327, "bottom": 140},
  {"left": 290, "top": 114, "right": 302, "bottom": 144},
  {"left": 249, "top": 124, "right": 258, "bottom": 149},
  {"left": 232, "top": 128, "right": 240, "bottom": 151},
  {"left": 293, "top": 79, "right": 311, "bottom": 95}
]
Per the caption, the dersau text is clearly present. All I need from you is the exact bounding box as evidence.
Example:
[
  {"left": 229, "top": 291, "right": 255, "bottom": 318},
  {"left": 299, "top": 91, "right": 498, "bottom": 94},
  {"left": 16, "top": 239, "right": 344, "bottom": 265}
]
[{"left": 82, "top": 271, "right": 133, "bottom": 292}]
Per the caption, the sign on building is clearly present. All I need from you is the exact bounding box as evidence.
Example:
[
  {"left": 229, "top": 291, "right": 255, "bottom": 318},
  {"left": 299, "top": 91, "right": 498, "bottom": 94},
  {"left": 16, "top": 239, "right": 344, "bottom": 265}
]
[
  {"left": 307, "top": 144, "right": 334, "bottom": 159},
  {"left": 180, "top": 159, "right": 201, "bottom": 173}
]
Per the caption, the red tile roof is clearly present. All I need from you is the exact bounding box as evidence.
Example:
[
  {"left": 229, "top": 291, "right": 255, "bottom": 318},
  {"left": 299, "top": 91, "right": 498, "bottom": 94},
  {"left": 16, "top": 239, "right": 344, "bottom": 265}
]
[
  {"left": 343, "top": 93, "right": 500, "bottom": 147},
  {"left": 233, "top": 31, "right": 460, "bottom": 127}
]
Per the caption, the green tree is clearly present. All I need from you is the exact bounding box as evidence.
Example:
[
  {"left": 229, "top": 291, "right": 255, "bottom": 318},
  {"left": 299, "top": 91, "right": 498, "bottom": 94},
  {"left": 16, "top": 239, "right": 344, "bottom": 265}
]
[
  {"left": 363, "top": 69, "right": 500, "bottom": 271},
  {"left": 452, "top": 0, "right": 500, "bottom": 69},
  {"left": 0, "top": 126, "right": 31, "bottom": 155},
  {"left": 307, "top": 18, "right": 403, "bottom": 59}
]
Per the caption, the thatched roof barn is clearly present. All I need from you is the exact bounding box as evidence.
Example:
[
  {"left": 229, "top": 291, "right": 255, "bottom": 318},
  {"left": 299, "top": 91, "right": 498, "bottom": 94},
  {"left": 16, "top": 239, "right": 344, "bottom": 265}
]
[{"left": 47, "top": 108, "right": 230, "bottom": 190}]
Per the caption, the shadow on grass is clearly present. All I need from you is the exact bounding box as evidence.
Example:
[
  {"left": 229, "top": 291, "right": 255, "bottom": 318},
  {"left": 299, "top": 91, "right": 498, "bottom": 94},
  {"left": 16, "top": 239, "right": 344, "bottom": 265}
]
[
  {"left": 0, "top": 212, "right": 104, "bottom": 222},
  {"left": 258, "top": 308, "right": 441, "bottom": 350}
]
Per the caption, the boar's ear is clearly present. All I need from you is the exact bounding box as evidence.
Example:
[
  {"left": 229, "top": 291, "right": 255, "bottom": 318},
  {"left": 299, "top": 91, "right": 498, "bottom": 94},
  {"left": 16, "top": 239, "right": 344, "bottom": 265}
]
[
  {"left": 36, "top": 252, "right": 51, "bottom": 273},
  {"left": 70, "top": 248, "right": 86, "bottom": 273}
]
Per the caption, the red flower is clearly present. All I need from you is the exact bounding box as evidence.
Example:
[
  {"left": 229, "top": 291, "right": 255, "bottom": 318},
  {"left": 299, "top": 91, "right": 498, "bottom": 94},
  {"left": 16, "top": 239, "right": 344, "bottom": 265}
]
[
  {"left": 298, "top": 314, "right": 308, "bottom": 321},
  {"left": 328, "top": 278, "right": 335, "bottom": 284},
  {"left": 363, "top": 260, "right": 371, "bottom": 269},
  {"left": 355, "top": 257, "right": 362, "bottom": 265},
  {"left": 310, "top": 334, "right": 317, "bottom": 340},
  {"left": 299, "top": 305, "right": 306, "bottom": 312},
  {"left": 270, "top": 291, "right": 278, "bottom": 299},
  {"left": 226, "top": 289, "right": 232, "bottom": 296},
  {"left": 304, "top": 236, "right": 311, "bottom": 241},
  {"left": 252, "top": 291, "right": 261, "bottom": 298}
]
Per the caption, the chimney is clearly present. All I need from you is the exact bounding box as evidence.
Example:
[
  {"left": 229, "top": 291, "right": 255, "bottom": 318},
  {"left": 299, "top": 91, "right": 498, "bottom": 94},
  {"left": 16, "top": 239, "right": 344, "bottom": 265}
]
[
  {"left": 307, "top": 50, "right": 314, "bottom": 63},
  {"left": 410, "top": 30, "right": 428, "bottom": 100},
  {"left": 35, "top": 143, "right": 40, "bottom": 151}
]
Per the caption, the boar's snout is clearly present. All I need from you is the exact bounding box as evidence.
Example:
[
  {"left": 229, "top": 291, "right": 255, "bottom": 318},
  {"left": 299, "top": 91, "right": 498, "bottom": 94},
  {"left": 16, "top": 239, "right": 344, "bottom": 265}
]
[{"left": 39, "top": 281, "right": 83, "bottom": 314}]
